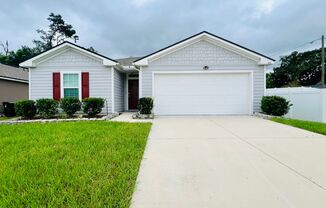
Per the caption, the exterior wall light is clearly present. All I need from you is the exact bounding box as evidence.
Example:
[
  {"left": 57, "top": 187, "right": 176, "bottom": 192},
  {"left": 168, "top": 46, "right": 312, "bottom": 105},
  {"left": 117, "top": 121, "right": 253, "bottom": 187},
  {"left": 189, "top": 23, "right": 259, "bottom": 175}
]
[{"left": 203, "top": 65, "right": 209, "bottom": 70}]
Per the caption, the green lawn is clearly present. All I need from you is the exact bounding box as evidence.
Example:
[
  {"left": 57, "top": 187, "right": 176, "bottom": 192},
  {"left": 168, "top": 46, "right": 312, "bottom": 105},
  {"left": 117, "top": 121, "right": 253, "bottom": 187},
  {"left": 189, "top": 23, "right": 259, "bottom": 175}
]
[
  {"left": 271, "top": 117, "right": 326, "bottom": 135},
  {"left": 0, "top": 116, "right": 17, "bottom": 121},
  {"left": 0, "top": 121, "right": 152, "bottom": 207}
]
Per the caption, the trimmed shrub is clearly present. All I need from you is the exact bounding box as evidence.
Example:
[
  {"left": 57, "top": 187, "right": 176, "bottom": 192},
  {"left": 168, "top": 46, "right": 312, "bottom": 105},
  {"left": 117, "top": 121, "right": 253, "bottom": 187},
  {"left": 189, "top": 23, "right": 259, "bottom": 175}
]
[
  {"left": 3, "top": 102, "right": 16, "bottom": 117},
  {"left": 137, "top": 97, "right": 153, "bottom": 114},
  {"left": 15, "top": 100, "right": 37, "bottom": 119},
  {"left": 60, "top": 97, "right": 81, "bottom": 117},
  {"left": 36, "top": 98, "right": 59, "bottom": 118},
  {"left": 261, "top": 96, "right": 292, "bottom": 116},
  {"left": 36, "top": 98, "right": 58, "bottom": 118},
  {"left": 82, "top": 97, "right": 104, "bottom": 117}
]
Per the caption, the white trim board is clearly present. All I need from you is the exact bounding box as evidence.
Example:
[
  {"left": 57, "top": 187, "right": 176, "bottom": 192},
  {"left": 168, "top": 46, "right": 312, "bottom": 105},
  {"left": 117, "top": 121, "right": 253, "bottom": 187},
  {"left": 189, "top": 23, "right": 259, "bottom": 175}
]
[
  {"left": 124, "top": 74, "right": 129, "bottom": 111},
  {"left": 60, "top": 71, "right": 82, "bottom": 100},
  {"left": 0, "top": 76, "right": 29, "bottom": 83}
]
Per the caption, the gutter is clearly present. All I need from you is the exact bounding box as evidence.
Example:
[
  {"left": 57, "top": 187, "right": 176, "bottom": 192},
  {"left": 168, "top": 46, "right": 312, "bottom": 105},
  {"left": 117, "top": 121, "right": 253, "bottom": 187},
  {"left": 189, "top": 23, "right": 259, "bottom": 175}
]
[{"left": 0, "top": 76, "right": 29, "bottom": 83}]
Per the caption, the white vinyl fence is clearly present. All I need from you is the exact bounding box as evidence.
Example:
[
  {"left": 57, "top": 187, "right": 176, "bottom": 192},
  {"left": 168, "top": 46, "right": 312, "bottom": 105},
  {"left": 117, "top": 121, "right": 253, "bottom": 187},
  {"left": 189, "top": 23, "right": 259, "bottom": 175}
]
[{"left": 266, "top": 87, "right": 326, "bottom": 123}]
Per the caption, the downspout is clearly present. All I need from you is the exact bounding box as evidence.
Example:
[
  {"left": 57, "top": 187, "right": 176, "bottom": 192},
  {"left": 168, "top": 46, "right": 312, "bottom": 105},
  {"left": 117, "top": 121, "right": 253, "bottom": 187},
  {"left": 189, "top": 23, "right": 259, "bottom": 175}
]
[
  {"left": 28, "top": 68, "right": 31, "bottom": 99},
  {"left": 139, "top": 66, "right": 142, "bottom": 98},
  {"left": 263, "top": 66, "right": 266, "bottom": 96},
  {"left": 111, "top": 67, "right": 115, "bottom": 113}
]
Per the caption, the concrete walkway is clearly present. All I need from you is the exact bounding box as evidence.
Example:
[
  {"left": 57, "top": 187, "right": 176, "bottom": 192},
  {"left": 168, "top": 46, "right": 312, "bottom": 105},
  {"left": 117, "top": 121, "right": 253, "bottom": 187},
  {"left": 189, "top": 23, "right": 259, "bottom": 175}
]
[
  {"left": 110, "top": 112, "right": 153, "bottom": 123},
  {"left": 131, "top": 116, "right": 326, "bottom": 208}
]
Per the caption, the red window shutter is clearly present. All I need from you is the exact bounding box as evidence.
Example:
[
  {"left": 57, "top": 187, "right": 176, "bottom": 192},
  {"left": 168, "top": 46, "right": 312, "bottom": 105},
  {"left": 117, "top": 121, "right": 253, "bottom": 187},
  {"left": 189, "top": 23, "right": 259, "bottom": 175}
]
[
  {"left": 53, "top": 72, "right": 61, "bottom": 100},
  {"left": 82, "top": 72, "right": 89, "bottom": 99}
]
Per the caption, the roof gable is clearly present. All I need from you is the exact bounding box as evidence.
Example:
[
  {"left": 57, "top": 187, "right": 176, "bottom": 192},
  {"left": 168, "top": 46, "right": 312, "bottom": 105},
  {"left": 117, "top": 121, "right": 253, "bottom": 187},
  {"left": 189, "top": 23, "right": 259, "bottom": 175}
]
[
  {"left": 37, "top": 48, "right": 104, "bottom": 67},
  {"left": 20, "top": 41, "right": 117, "bottom": 68},
  {"left": 150, "top": 40, "right": 257, "bottom": 66},
  {"left": 134, "top": 31, "right": 275, "bottom": 66}
]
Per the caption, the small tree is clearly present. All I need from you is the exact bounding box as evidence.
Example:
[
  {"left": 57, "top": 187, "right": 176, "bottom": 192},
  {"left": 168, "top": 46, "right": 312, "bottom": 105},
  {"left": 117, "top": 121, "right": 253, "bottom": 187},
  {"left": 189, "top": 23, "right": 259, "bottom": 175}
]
[{"left": 60, "top": 97, "right": 81, "bottom": 117}]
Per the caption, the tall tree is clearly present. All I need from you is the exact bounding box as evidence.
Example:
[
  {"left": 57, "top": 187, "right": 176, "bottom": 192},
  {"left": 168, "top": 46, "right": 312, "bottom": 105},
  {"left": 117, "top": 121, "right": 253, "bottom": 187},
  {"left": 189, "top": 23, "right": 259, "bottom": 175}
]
[
  {"left": 0, "top": 13, "right": 80, "bottom": 67},
  {"left": 267, "top": 49, "right": 326, "bottom": 88},
  {"left": 33, "top": 13, "right": 79, "bottom": 51},
  {"left": 0, "top": 46, "right": 39, "bottom": 67},
  {"left": 0, "top": 41, "right": 9, "bottom": 56}
]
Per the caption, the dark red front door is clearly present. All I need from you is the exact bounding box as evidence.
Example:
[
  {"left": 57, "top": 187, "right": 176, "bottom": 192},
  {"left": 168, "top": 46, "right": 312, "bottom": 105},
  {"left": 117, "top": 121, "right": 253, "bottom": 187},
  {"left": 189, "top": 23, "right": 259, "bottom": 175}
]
[{"left": 128, "top": 80, "right": 139, "bottom": 110}]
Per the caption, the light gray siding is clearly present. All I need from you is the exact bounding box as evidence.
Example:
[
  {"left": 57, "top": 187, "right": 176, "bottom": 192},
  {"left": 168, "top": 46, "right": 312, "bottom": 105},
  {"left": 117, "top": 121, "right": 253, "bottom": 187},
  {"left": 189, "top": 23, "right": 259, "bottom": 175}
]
[
  {"left": 141, "top": 40, "right": 265, "bottom": 112},
  {"left": 114, "top": 69, "right": 125, "bottom": 112},
  {"left": 30, "top": 49, "right": 113, "bottom": 113}
]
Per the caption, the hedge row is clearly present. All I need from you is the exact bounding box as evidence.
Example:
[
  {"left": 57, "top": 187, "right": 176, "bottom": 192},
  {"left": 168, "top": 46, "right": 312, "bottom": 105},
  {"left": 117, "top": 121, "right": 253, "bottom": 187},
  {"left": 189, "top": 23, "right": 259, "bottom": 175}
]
[
  {"left": 15, "top": 97, "right": 104, "bottom": 119},
  {"left": 9, "top": 95, "right": 290, "bottom": 119}
]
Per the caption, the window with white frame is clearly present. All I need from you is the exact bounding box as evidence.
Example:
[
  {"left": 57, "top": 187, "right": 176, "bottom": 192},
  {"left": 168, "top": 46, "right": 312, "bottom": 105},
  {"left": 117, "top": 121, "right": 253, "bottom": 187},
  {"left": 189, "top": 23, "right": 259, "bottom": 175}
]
[{"left": 63, "top": 73, "right": 80, "bottom": 98}]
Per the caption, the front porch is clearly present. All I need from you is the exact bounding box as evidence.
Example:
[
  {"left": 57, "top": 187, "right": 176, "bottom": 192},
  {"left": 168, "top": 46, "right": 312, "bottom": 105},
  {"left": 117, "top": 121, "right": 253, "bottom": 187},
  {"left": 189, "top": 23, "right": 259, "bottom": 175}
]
[
  {"left": 125, "top": 73, "right": 139, "bottom": 111},
  {"left": 114, "top": 57, "right": 141, "bottom": 113}
]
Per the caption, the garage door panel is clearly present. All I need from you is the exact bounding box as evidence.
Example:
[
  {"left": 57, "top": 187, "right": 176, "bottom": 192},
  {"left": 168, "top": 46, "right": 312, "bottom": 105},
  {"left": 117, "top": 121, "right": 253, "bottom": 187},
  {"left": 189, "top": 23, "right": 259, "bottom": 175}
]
[
  {"left": 153, "top": 73, "right": 251, "bottom": 115},
  {"left": 156, "top": 102, "right": 249, "bottom": 115}
]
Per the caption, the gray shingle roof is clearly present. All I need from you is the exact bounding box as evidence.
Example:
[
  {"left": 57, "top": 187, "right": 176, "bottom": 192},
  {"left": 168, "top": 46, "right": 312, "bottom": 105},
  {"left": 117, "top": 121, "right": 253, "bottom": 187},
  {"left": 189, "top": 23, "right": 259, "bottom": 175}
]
[
  {"left": 0, "top": 63, "right": 28, "bottom": 82},
  {"left": 116, "top": 57, "right": 141, "bottom": 66}
]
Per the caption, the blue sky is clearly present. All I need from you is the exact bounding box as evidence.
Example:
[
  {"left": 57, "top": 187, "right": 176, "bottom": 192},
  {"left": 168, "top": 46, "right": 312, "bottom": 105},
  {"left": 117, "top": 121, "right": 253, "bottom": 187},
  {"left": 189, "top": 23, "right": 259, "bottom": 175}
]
[{"left": 0, "top": 0, "right": 325, "bottom": 61}]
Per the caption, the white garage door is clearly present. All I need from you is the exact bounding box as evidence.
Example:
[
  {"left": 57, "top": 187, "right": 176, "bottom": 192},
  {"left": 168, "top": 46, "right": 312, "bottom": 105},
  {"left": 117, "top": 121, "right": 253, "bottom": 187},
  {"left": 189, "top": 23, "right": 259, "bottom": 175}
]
[{"left": 153, "top": 72, "right": 252, "bottom": 115}]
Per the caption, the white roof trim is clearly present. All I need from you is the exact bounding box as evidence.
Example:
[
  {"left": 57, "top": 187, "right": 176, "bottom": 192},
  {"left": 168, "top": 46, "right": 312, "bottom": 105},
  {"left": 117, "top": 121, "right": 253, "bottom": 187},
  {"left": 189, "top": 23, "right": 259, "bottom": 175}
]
[
  {"left": 0, "top": 76, "right": 28, "bottom": 83},
  {"left": 134, "top": 31, "right": 274, "bottom": 66},
  {"left": 19, "top": 42, "right": 117, "bottom": 67}
]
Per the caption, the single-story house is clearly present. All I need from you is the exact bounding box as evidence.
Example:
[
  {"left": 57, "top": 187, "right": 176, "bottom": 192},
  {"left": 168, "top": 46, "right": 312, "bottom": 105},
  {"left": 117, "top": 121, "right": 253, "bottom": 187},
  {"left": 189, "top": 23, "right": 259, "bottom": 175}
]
[
  {"left": 20, "top": 31, "right": 274, "bottom": 115},
  {"left": 0, "top": 63, "right": 29, "bottom": 111}
]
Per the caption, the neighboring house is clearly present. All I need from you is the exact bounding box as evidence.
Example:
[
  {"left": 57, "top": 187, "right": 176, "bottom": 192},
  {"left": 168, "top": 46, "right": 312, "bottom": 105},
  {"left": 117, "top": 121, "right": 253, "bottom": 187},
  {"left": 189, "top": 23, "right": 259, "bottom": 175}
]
[
  {"left": 20, "top": 31, "right": 274, "bottom": 115},
  {"left": 0, "top": 63, "right": 29, "bottom": 110}
]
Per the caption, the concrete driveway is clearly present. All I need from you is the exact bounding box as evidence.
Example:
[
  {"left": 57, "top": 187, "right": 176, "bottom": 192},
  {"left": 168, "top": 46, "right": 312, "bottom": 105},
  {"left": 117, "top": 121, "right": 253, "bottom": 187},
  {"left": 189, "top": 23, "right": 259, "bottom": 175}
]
[{"left": 131, "top": 116, "right": 326, "bottom": 208}]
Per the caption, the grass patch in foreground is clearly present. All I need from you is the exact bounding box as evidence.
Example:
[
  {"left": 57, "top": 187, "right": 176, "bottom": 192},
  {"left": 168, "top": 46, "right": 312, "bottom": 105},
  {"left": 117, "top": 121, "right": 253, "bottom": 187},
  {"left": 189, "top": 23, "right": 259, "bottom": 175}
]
[
  {"left": 271, "top": 117, "right": 326, "bottom": 135},
  {"left": 0, "top": 121, "right": 152, "bottom": 207},
  {"left": 0, "top": 116, "right": 17, "bottom": 121}
]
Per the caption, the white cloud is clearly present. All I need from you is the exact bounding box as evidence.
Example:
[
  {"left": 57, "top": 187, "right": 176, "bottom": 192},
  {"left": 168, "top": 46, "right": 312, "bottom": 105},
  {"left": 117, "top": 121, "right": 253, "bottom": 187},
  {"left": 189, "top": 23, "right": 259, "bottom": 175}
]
[
  {"left": 130, "top": 0, "right": 155, "bottom": 7},
  {"left": 253, "top": 0, "right": 285, "bottom": 19},
  {"left": 1, "top": 0, "right": 324, "bottom": 59}
]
